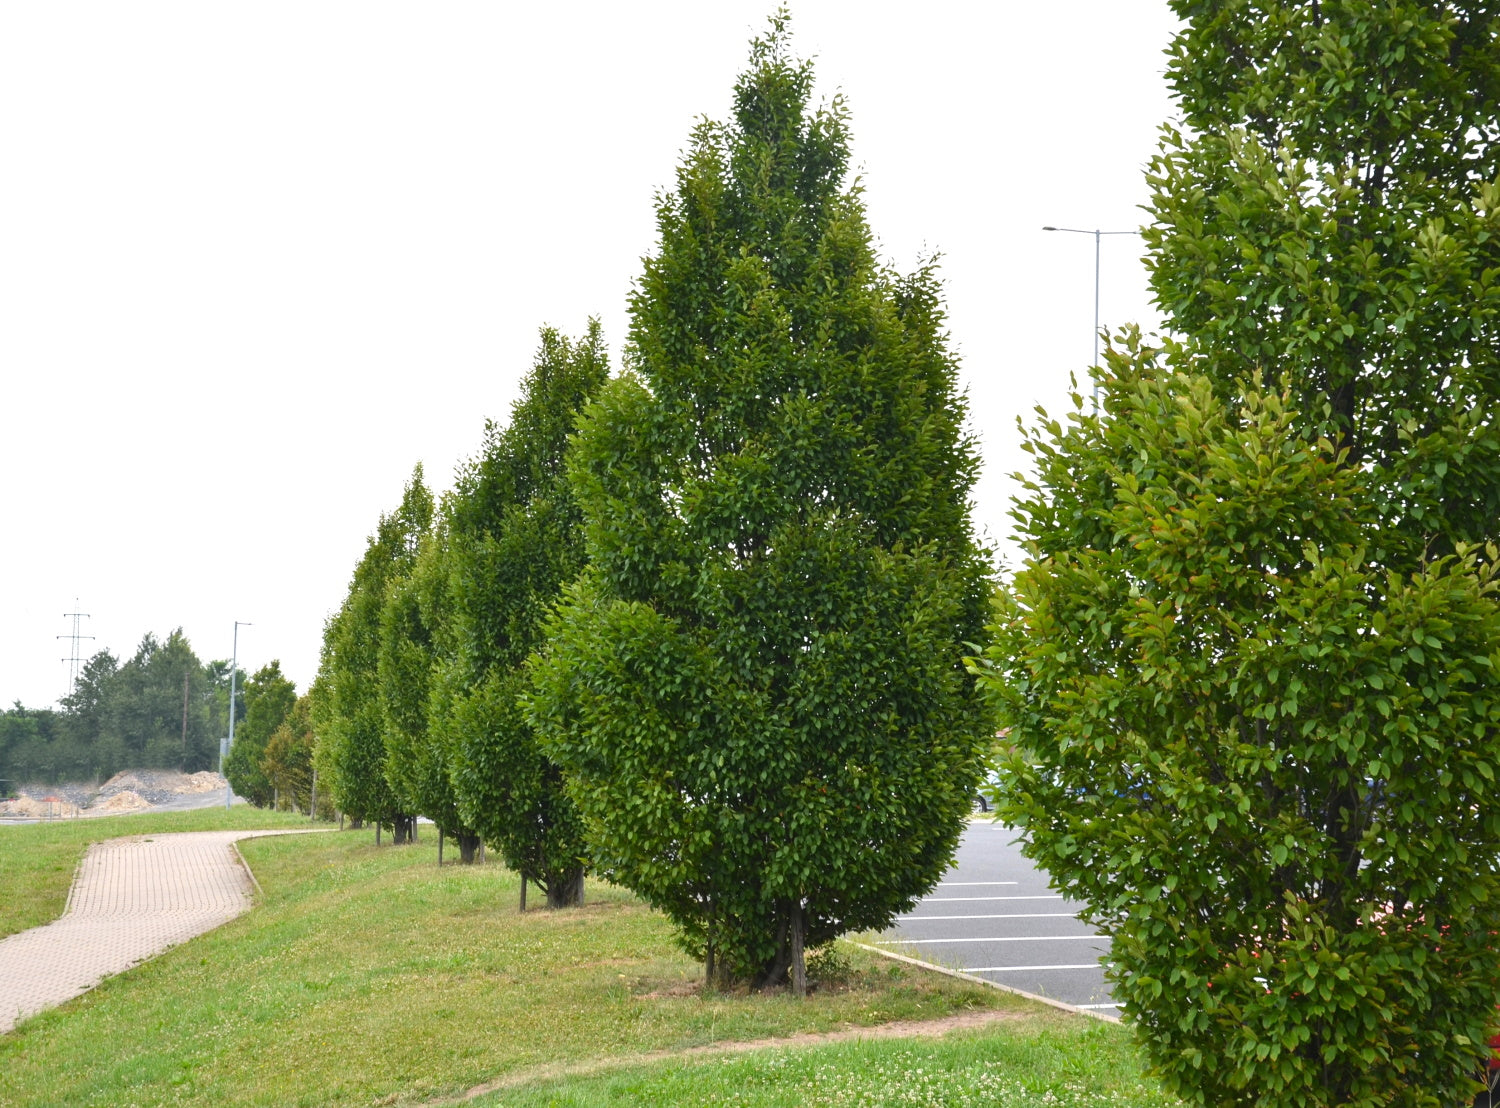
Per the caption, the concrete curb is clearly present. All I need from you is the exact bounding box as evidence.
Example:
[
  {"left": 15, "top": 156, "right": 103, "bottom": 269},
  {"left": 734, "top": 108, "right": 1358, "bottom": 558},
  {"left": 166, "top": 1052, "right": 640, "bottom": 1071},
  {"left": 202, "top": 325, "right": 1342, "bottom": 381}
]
[
  {"left": 849, "top": 941, "right": 1119, "bottom": 1023},
  {"left": 231, "top": 839, "right": 265, "bottom": 898}
]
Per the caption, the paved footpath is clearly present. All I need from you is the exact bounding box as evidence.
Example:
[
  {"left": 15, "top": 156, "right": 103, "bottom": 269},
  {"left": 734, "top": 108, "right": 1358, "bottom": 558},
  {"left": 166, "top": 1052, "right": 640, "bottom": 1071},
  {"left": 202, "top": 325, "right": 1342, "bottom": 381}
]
[{"left": 0, "top": 830, "right": 314, "bottom": 1034}]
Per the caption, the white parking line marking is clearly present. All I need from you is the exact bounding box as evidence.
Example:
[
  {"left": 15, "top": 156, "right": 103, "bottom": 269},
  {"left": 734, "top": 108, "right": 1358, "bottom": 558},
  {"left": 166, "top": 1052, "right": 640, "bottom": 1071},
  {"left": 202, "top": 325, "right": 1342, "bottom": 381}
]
[
  {"left": 875, "top": 935, "right": 1106, "bottom": 945},
  {"left": 902, "top": 912, "right": 1079, "bottom": 922},
  {"left": 969, "top": 964, "right": 1101, "bottom": 972},
  {"left": 934, "top": 881, "right": 1019, "bottom": 886},
  {"left": 920, "top": 895, "right": 1065, "bottom": 903}
]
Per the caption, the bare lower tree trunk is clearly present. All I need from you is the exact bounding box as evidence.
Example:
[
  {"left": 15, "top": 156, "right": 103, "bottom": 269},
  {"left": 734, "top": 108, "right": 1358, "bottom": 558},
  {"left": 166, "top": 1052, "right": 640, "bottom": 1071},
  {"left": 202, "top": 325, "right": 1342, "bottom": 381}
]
[
  {"left": 392, "top": 814, "right": 415, "bottom": 844},
  {"left": 790, "top": 900, "right": 807, "bottom": 998},
  {"left": 438, "top": 827, "right": 444, "bottom": 865},
  {"left": 458, "top": 832, "right": 481, "bottom": 864},
  {"left": 376, "top": 823, "right": 381, "bottom": 845},
  {"left": 758, "top": 906, "right": 793, "bottom": 990},
  {"left": 519, "top": 875, "right": 527, "bottom": 912},
  {"left": 545, "top": 866, "right": 585, "bottom": 909}
]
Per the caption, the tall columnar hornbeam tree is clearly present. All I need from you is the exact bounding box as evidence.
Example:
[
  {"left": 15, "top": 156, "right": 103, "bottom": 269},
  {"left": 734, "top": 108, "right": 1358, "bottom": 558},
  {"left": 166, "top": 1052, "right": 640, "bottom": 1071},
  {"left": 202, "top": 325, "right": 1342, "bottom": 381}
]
[
  {"left": 318, "top": 465, "right": 431, "bottom": 842},
  {"left": 527, "top": 16, "right": 992, "bottom": 991},
  {"left": 442, "top": 323, "right": 609, "bottom": 904}
]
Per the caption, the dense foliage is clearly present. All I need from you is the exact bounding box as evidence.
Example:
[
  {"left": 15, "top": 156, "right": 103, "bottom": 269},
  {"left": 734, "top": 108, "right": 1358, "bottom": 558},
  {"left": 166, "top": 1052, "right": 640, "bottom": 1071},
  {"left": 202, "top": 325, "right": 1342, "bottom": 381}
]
[
  {"left": 379, "top": 521, "right": 482, "bottom": 859},
  {"left": 442, "top": 324, "right": 608, "bottom": 901},
  {"left": 224, "top": 661, "right": 297, "bottom": 807},
  {"left": 263, "top": 691, "right": 329, "bottom": 817},
  {"left": 527, "top": 19, "right": 992, "bottom": 990},
  {"left": 1145, "top": 0, "right": 1500, "bottom": 563},
  {"left": 980, "top": 352, "right": 1500, "bottom": 1106},
  {"left": 978, "top": 3, "right": 1500, "bottom": 1105}
]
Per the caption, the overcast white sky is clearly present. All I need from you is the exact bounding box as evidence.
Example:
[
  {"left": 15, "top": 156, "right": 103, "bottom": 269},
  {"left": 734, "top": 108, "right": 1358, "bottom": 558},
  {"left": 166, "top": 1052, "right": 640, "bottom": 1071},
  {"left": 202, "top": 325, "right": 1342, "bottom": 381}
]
[{"left": 1, "top": 2, "right": 1180, "bottom": 709}]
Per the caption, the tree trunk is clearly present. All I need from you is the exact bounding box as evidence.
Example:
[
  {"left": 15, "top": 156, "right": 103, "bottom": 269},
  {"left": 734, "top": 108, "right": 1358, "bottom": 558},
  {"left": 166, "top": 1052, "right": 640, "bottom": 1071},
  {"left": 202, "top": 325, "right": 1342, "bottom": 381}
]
[
  {"left": 438, "top": 827, "right": 444, "bottom": 865},
  {"left": 519, "top": 875, "right": 528, "bottom": 912},
  {"left": 790, "top": 900, "right": 807, "bottom": 998},
  {"left": 392, "top": 814, "right": 415, "bottom": 844},
  {"left": 376, "top": 822, "right": 381, "bottom": 845},
  {"left": 545, "top": 866, "right": 585, "bottom": 909},
  {"left": 458, "top": 832, "right": 480, "bottom": 864},
  {"left": 758, "top": 906, "right": 792, "bottom": 990}
]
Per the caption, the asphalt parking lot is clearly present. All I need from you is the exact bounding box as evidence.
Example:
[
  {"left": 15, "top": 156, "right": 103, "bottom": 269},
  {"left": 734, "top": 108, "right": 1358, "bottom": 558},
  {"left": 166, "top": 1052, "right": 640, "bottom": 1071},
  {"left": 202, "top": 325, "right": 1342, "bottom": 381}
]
[{"left": 876, "top": 819, "right": 1117, "bottom": 1016}]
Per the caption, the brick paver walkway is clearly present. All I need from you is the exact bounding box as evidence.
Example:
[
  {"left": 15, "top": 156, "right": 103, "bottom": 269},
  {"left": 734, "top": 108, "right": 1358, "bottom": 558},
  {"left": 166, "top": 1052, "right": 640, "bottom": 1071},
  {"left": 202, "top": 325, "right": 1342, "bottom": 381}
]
[{"left": 0, "top": 830, "right": 312, "bottom": 1033}]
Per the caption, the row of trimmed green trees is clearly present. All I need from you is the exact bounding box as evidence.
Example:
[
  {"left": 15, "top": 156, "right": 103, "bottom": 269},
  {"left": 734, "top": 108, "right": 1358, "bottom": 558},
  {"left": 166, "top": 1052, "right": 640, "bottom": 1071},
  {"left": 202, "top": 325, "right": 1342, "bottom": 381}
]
[{"left": 312, "top": 18, "right": 994, "bottom": 992}]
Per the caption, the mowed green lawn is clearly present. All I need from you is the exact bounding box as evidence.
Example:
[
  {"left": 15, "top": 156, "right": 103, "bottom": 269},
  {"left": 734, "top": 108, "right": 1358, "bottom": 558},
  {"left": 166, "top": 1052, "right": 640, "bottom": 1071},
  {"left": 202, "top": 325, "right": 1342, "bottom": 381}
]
[{"left": 0, "top": 815, "right": 1173, "bottom": 1107}]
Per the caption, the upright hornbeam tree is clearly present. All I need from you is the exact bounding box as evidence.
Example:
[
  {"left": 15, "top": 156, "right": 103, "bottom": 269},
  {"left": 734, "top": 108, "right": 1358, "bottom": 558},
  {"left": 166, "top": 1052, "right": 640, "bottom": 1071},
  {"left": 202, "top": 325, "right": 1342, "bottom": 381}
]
[
  {"left": 378, "top": 523, "right": 482, "bottom": 862},
  {"left": 318, "top": 465, "right": 430, "bottom": 841},
  {"left": 441, "top": 323, "right": 608, "bottom": 905},
  {"left": 527, "top": 17, "right": 992, "bottom": 991},
  {"left": 978, "top": 4, "right": 1500, "bottom": 1105}
]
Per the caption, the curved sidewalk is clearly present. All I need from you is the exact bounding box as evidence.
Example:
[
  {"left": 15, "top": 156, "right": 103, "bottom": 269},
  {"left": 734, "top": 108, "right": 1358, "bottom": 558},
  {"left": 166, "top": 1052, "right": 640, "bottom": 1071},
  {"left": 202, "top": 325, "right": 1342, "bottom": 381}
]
[{"left": 0, "top": 829, "right": 312, "bottom": 1034}]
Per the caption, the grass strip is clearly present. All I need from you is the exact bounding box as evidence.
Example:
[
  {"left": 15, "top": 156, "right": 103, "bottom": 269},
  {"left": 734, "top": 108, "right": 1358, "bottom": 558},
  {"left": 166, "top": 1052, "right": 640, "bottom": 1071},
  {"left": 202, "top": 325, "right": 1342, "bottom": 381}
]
[
  {"left": 473, "top": 1021, "right": 1165, "bottom": 1106},
  {"left": 0, "top": 823, "right": 1173, "bottom": 1107}
]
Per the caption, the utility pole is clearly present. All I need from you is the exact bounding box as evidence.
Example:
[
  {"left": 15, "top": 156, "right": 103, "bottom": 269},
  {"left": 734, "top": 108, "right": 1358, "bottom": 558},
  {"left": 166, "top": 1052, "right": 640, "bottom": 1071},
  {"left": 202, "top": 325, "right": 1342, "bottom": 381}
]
[
  {"left": 181, "top": 671, "right": 190, "bottom": 767},
  {"left": 1042, "top": 226, "right": 1142, "bottom": 407},
  {"left": 57, "top": 600, "right": 94, "bottom": 701},
  {"left": 224, "top": 621, "right": 251, "bottom": 809}
]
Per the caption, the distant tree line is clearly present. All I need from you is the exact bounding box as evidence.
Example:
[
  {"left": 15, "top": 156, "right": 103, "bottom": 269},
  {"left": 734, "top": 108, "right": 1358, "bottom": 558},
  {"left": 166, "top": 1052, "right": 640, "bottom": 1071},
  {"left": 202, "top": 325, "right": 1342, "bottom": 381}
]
[{"left": 0, "top": 629, "right": 240, "bottom": 784}]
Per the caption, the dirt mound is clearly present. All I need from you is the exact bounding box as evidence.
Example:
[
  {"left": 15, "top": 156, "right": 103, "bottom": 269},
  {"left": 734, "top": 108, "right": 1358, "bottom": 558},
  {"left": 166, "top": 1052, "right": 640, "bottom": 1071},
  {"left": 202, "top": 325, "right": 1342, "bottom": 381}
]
[
  {"left": 178, "top": 771, "right": 225, "bottom": 794},
  {"left": 90, "top": 790, "right": 152, "bottom": 813}
]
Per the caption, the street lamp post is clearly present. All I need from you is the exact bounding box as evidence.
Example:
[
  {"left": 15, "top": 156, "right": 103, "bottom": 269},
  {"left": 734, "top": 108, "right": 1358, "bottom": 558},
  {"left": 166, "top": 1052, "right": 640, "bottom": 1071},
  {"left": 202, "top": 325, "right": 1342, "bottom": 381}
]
[
  {"left": 224, "top": 620, "right": 251, "bottom": 809},
  {"left": 1043, "top": 225, "right": 1140, "bottom": 406}
]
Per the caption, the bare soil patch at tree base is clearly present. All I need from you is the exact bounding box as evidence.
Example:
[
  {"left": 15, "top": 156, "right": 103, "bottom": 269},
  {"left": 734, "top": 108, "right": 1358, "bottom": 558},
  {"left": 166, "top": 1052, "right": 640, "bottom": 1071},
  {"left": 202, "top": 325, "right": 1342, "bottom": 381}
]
[{"left": 428, "top": 1008, "right": 1032, "bottom": 1105}]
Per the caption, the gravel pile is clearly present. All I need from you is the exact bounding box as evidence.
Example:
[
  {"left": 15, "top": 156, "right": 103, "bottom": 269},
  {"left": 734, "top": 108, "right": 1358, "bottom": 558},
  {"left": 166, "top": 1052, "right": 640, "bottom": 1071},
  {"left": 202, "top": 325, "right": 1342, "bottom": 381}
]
[
  {"left": 32, "top": 783, "right": 96, "bottom": 809},
  {"left": 96, "top": 770, "right": 225, "bottom": 807},
  {"left": 2, "top": 771, "right": 229, "bottom": 818}
]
